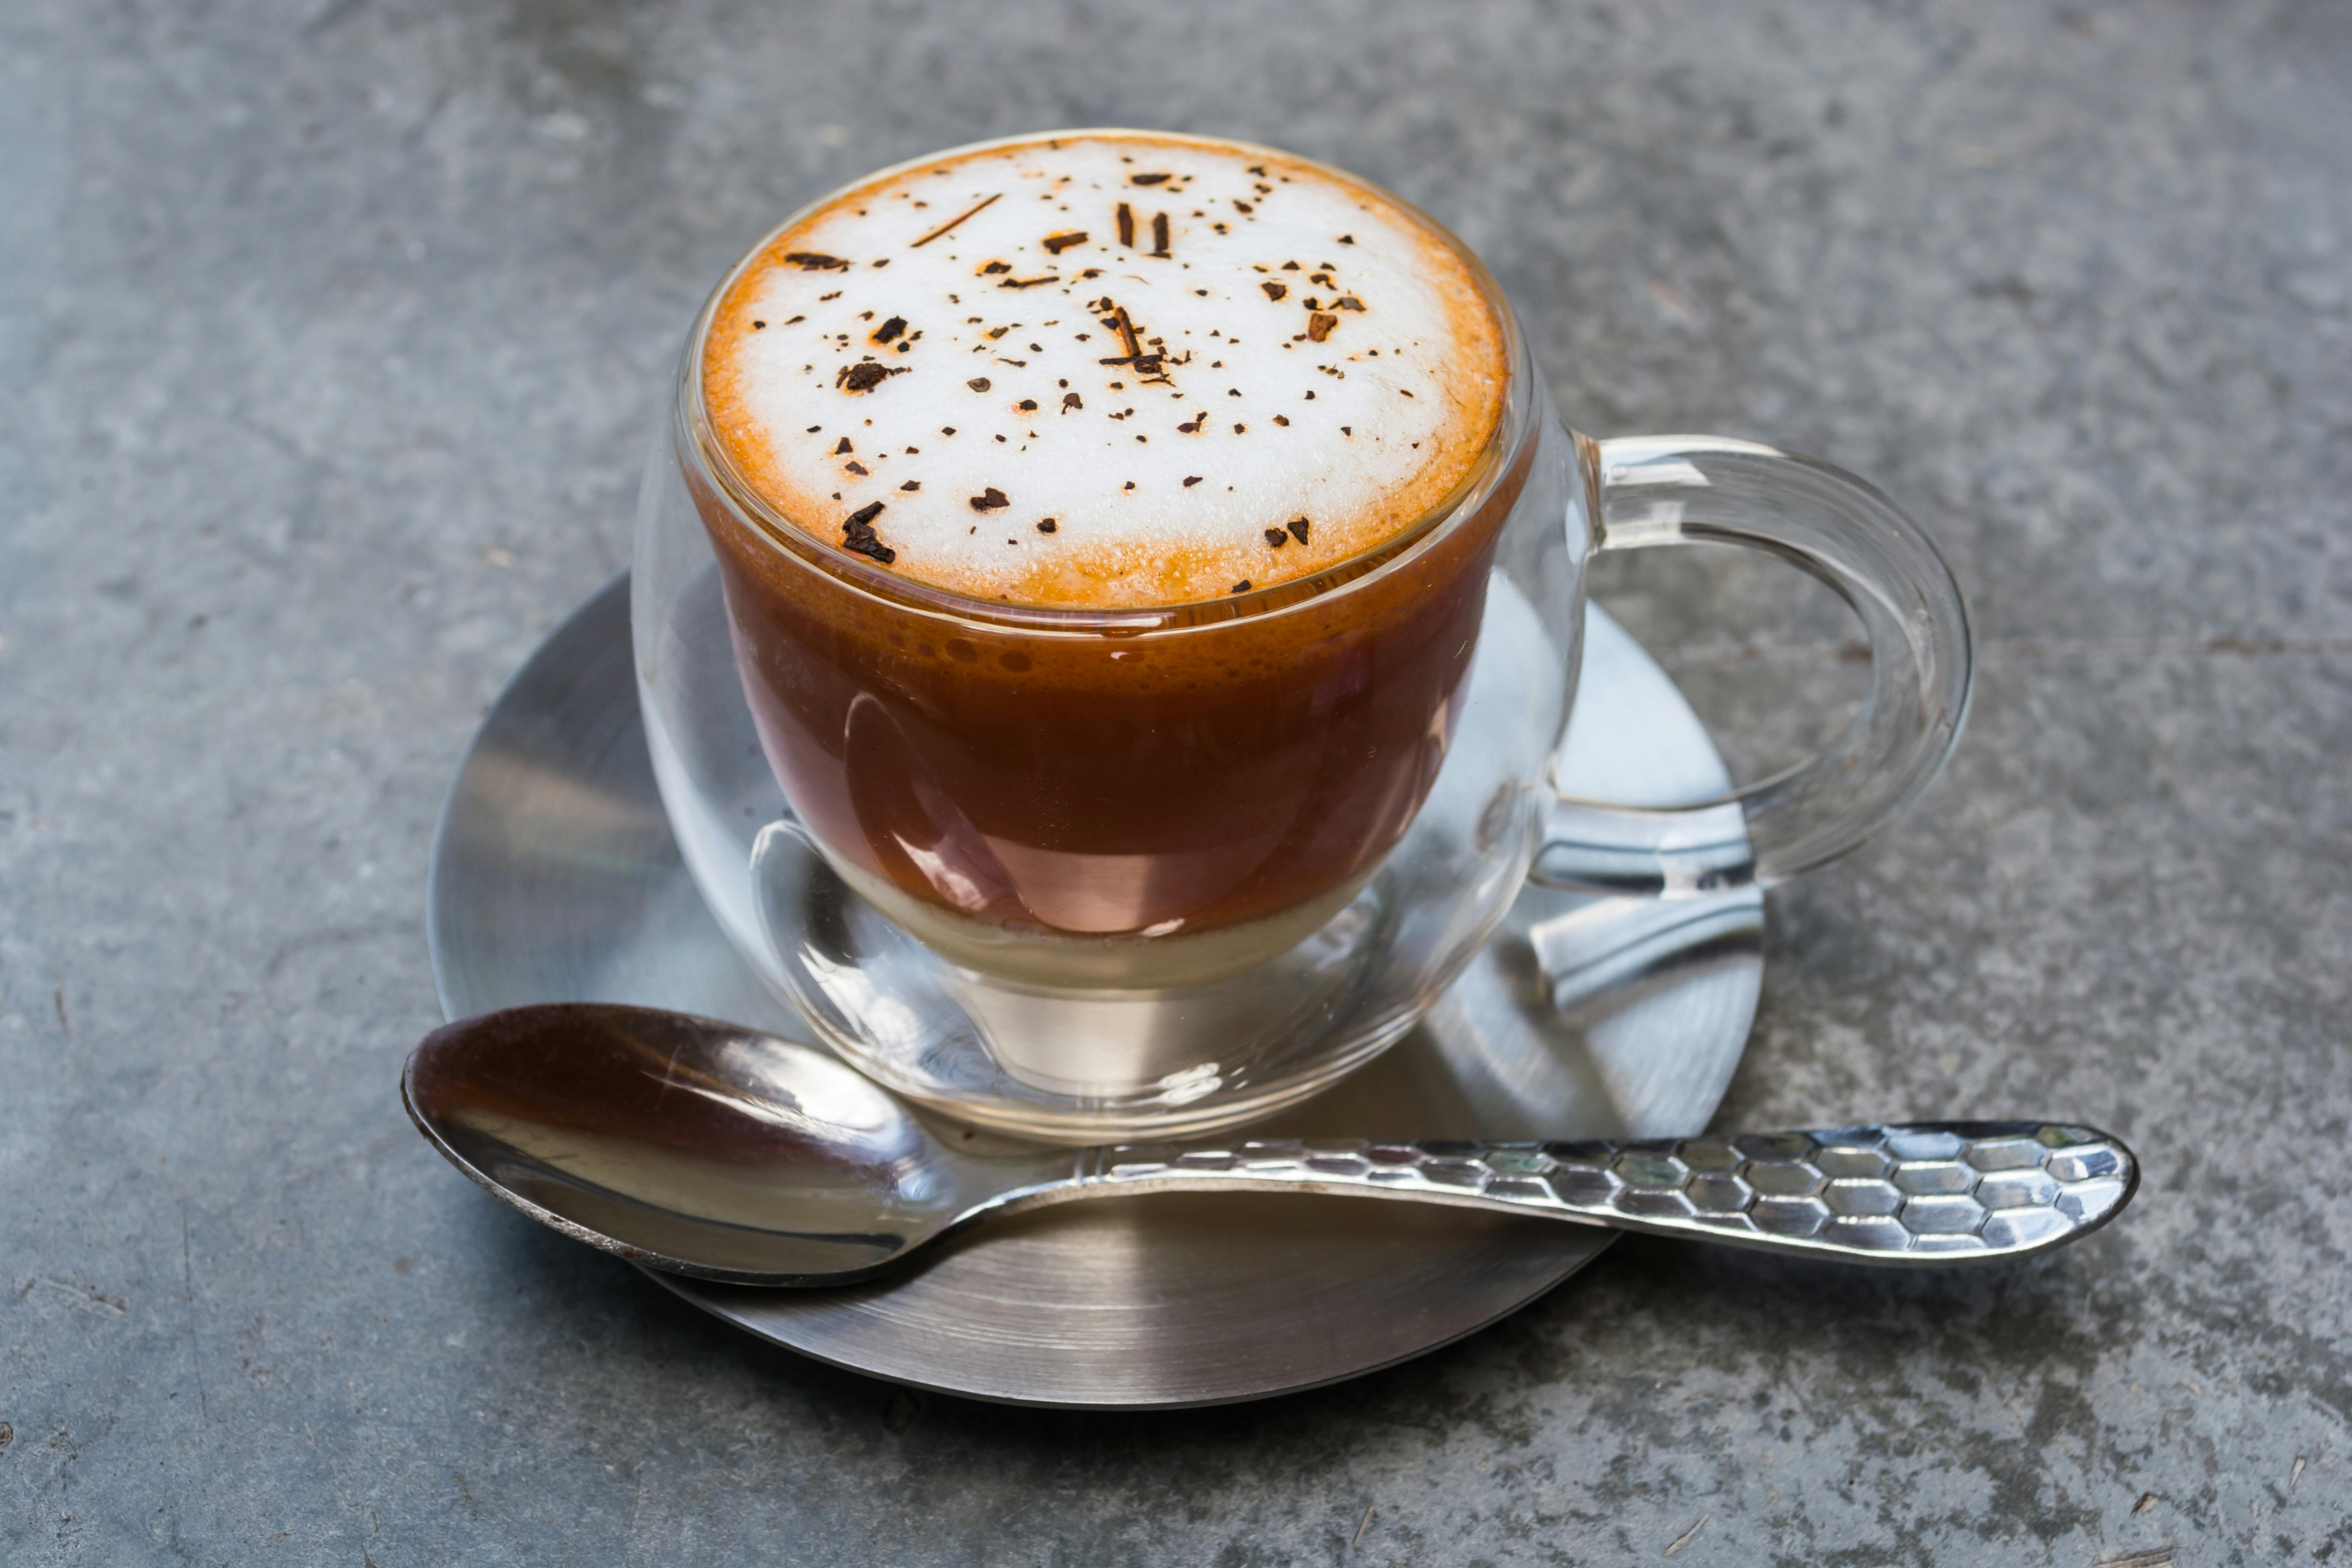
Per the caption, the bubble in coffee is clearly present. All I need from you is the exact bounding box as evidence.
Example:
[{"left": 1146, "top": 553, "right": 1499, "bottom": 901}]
[{"left": 701, "top": 132, "right": 1510, "bottom": 606}]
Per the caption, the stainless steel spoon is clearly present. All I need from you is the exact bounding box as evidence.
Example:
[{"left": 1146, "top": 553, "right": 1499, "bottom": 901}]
[{"left": 402, "top": 1003, "right": 2137, "bottom": 1285}]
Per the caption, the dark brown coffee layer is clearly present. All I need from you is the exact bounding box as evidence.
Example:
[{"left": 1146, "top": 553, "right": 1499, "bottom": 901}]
[{"left": 694, "top": 436, "right": 1528, "bottom": 940}]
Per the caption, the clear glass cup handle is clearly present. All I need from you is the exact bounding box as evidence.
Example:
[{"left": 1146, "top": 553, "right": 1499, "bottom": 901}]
[{"left": 1532, "top": 434, "right": 1974, "bottom": 896}]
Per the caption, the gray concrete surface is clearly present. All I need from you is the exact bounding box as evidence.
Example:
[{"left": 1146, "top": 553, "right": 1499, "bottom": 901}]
[{"left": 4, "top": 0, "right": 2348, "bottom": 1561}]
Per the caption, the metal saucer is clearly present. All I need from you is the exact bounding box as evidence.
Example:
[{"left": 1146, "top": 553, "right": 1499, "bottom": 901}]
[{"left": 427, "top": 575, "right": 1762, "bottom": 1408}]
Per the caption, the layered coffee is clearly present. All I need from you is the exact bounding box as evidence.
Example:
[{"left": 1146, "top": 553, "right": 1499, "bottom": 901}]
[{"left": 691, "top": 132, "right": 1524, "bottom": 981}]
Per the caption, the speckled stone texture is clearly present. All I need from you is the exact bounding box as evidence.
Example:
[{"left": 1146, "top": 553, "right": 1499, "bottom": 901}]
[{"left": 3, "top": 1, "right": 2347, "bottom": 1562}]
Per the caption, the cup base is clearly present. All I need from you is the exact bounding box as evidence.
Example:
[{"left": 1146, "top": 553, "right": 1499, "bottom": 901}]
[{"left": 749, "top": 819, "right": 1426, "bottom": 1140}]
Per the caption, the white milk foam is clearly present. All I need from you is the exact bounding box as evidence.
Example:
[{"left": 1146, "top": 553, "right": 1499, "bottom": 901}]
[{"left": 701, "top": 133, "right": 1508, "bottom": 607}]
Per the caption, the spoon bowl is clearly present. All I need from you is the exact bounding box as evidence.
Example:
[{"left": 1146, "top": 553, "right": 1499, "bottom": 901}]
[{"left": 404, "top": 1002, "right": 1067, "bottom": 1282}]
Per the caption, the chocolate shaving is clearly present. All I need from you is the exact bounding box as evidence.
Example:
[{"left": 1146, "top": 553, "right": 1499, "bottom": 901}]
[
  {"left": 1264, "top": 528, "right": 1288, "bottom": 547},
  {"left": 845, "top": 461, "right": 868, "bottom": 475},
  {"left": 872, "top": 316, "right": 906, "bottom": 344},
  {"left": 1116, "top": 203, "right": 1135, "bottom": 248},
  {"left": 967, "top": 377, "right": 991, "bottom": 391},
  {"left": 1061, "top": 392, "right": 1083, "bottom": 411},
  {"left": 834, "top": 437, "right": 853, "bottom": 454},
  {"left": 1112, "top": 306, "right": 1143, "bottom": 358},
  {"left": 784, "top": 252, "right": 852, "bottom": 271},
  {"left": 1041, "top": 231, "right": 1089, "bottom": 254},
  {"left": 1234, "top": 200, "right": 1253, "bottom": 214},
  {"left": 1333, "top": 296, "right": 1364, "bottom": 311},
  {"left": 840, "top": 501, "right": 894, "bottom": 563},
  {"left": 1338, "top": 234, "right": 1356, "bottom": 244},
  {"left": 1184, "top": 476, "right": 1203, "bottom": 487},
  {"left": 1288, "top": 516, "right": 1311, "bottom": 545},
  {"left": 911, "top": 192, "right": 1000, "bottom": 247},
  {"left": 1272, "top": 415, "right": 1289, "bottom": 426},
  {"left": 1307, "top": 312, "right": 1337, "bottom": 342},
  {"left": 1230, "top": 581, "right": 1252, "bottom": 593},
  {"left": 1036, "top": 518, "right": 1058, "bottom": 533},
  {"left": 752, "top": 320, "right": 766, "bottom": 330},
  {"left": 980, "top": 261, "right": 1011, "bottom": 275},
  {"left": 969, "top": 487, "right": 1010, "bottom": 511},
  {"left": 1130, "top": 172, "right": 1171, "bottom": 185},
  {"left": 999, "top": 275, "right": 1059, "bottom": 289},
  {"left": 1017, "top": 399, "right": 1038, "bottom": 411},
  {"left": 1150, "top": 213, "right": 1171, "bottom": 256},
  {"left": 836, "top": 362, "right": 899, "bottom": 392},
  {"left": 1260, "top": 281, "right": 1287, "bottom": 301},
  {"left": 900, "top": 480, "right": 920, "bottom": 491}
]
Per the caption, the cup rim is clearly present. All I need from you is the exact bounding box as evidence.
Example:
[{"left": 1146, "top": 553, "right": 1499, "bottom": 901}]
[{"left": 676, "top": 128, "right": 1535, "bottom": 639}]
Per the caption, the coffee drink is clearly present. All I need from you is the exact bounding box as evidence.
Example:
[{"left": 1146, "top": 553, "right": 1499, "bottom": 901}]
[
  {"left": 641, "top": 125, "right": 1970, "bottom": 1129},
  {"left": 689, "top": 132, "right": 1525, "bottom": 983}
]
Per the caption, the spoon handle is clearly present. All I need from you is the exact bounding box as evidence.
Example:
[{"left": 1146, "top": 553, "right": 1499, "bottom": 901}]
[{"left": 1072, "top": 1122, "right": 2135, "bottom": 1265}]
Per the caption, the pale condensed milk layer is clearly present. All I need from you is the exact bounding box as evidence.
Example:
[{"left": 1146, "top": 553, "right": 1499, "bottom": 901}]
[{"left": 701, "top": 132, "right": 1509, "bottom": 607}]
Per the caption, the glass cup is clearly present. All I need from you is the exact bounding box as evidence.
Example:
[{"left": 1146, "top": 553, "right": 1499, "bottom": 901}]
[{"left": 633, "top": 132, "right": 1971, "bottom": 1142}]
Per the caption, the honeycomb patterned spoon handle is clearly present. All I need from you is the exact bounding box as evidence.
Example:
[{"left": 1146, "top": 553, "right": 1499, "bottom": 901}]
[{"left": 1071, "top": 1122, "right": 2136, "bottom": 1265}]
